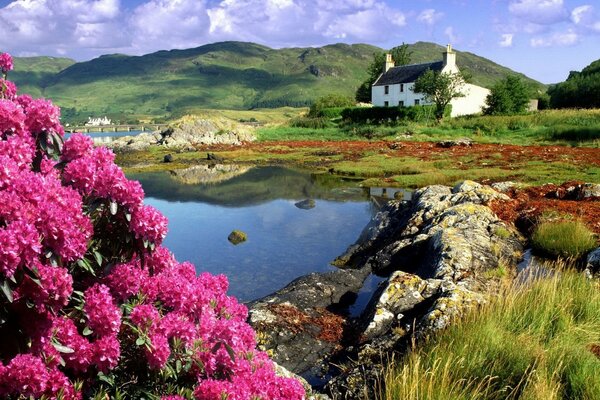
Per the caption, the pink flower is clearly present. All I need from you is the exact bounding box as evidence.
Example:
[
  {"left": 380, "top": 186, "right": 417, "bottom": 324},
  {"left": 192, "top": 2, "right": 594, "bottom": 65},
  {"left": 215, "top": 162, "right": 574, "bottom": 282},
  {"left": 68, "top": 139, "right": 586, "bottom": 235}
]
[
  {"left": 130, "top": 303, "right": 161, "bottom": 331},
  {"left": 5, "top": 354, "right": 49, "bottom": 398},
  {"left": 84, "top": 284, "right": 122, "bottom": 337},
  {"left": 61, "top": 133, "right": 94, "bottom": 162},
  {"left": 146, "top": 333, "right": 171, "bottom": 369},
  {"left": 15, "top": 263, "right": 73, "bottom": 312},
  {"left": 51, "top": 317, "right": 93, "bottom": 372},
  {"left": 92, "top": 335, "right": 121, "bottom": 373},
  {"left": 104, "top": 261, "right": 148, "bottom": 301},
  {"left": 0, "top": 98, "right": 26, "bottom": 136},
  {"left": 130, "top": 204, "right": 168, "bottom": 245},
  {"left": 0, "top": 78, "right": 17, "bottom": 99},
  {"left": 194, "top": 379, "right": 237, "bottom": 400},
  {"left": 0, "top": 53, "right": 13, "bottom": 74},
  {"left": 23, "top": 98, "right": 64, "bottom": 137}
]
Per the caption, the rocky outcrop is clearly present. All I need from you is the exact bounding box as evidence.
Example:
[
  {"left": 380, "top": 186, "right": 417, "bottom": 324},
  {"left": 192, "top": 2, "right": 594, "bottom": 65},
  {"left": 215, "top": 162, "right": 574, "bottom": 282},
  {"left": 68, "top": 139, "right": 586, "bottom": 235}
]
[
  {"left": 109, "top": 116, "right": 256, "bottom": 151},
  {"left": 169, "top": 164, "right": 251, "bottom": 185},
  {"left": 248, "top": 268, "right": 371, "bottom": 384},
  {"left": 247, "top": 180, "right": 525, "bottom": 398},
  {"left": 324, "top": 181, "right": 525, "bottom": 398}
]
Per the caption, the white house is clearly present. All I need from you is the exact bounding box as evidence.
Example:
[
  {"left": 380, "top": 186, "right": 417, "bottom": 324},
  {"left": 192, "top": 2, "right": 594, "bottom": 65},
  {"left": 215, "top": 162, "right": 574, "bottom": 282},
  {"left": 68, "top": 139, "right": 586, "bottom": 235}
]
[{"left": 371, "top": 45, "right": 490, "bottom": 117}]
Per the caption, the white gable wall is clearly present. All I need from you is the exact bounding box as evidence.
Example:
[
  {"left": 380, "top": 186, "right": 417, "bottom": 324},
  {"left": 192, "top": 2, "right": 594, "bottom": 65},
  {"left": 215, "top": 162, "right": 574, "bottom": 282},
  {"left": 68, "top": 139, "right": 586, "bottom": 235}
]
[
  {"left": 450, "top": 83, "right": 490, "bottom": 117},
  {"left": 372, "top": 82, "right": 429, "bottom": 108},
  {"left": 372, "top": 79, "right": 490, "bottom": 117}
]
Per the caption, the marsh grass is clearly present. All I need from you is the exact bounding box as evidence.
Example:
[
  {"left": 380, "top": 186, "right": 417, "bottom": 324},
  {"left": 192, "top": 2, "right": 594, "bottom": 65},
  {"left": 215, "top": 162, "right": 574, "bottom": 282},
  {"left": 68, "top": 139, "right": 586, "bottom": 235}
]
[
  {"left": 531, "top": 221, "right": 597, "bottom": 259},
  {"left": 383, "top": 267, "right": 600, "bottom": 400}
]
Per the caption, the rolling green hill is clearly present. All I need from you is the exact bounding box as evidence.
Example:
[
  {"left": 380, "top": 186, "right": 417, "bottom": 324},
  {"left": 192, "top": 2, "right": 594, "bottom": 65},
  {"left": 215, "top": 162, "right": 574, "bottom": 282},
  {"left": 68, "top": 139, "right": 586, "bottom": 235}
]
[
  {"left": 9, "top": 41, "right": 544, "bottom": 123},
  {"left": 11, "top": 56, "right": 75, "bottom": 98}
]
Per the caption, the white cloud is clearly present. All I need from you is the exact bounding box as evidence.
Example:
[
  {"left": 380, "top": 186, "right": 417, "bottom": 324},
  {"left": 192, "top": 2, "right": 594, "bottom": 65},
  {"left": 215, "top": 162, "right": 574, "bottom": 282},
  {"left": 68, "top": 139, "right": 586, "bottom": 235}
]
[
  {"left": 444, "top": 26, "right": 459, "bottom": 44},
  {"left": 508, "top": 0, "right": 568, "bottom": 24},
  {"left": 129, "top": 0, "right": 211, "bottom": 53},
  {"left": 571, "top": 5, "right": 600, "bottom": 32},
  {"left": 0, "top": 0, "right": 128, "bottom": 58},
  {"left": 530, "top": 29, "right": 579, "bottom": 47},
  {"left": 417, "top": 8, "right": 443, "bottom": 26},
  {"left": 499, "top": 33, "right": 514, "bottom": 47}
]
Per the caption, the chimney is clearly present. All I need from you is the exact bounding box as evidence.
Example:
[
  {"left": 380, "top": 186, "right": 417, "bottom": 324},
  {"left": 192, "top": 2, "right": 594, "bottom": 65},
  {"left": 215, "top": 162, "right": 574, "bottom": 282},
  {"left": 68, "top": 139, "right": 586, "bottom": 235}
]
[
  {"left": 384, "top": 53, "right": 395, "bottom": 73},
  {"left": 443, "top": 44, "right": 456, "bottom": 68}
]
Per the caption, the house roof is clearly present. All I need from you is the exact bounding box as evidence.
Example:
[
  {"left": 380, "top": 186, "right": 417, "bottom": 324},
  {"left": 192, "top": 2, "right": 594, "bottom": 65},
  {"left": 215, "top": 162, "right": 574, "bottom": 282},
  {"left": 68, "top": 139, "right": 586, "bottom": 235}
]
[{"left": 373, "top": 61, "right": 444, "bottom": 86}]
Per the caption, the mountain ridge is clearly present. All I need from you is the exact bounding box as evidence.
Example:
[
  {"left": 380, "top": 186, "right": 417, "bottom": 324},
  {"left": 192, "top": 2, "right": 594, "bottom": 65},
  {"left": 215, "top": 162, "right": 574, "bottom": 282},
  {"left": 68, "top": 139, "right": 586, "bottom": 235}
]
[{"left": 9, "top": 41, "right": 545, "bottom": 123}]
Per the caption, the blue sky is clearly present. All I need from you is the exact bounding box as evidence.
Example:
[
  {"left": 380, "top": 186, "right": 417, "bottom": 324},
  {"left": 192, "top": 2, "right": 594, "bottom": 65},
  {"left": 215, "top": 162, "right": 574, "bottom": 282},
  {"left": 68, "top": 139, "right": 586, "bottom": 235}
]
[{"left": 0, "top": 0, "right": 598, "bottom": 83}]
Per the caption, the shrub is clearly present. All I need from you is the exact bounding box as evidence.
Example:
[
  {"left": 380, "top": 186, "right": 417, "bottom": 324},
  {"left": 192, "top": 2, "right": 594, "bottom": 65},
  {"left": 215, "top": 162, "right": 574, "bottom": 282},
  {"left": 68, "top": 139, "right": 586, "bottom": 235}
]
[
  {"left": 340, "top": 105, "right": 449, "bottom": 125},
  {"left": 307, "top": 94, "right": 354, "bottom": 117},
  {"left": 289, "top": 116, "right": 329, "bottom": 129},
  {"left": 0, "top": 52, "right": 305, "bottom": 399},
  {"left": 531, "top": 220, "right": 597, "bottom": 259}
]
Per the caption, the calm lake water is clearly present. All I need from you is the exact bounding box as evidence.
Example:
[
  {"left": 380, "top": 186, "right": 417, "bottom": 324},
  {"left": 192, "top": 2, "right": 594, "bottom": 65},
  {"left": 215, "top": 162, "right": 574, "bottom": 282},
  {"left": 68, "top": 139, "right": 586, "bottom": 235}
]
[
  {"left": 65, "top": 130, "right": 144, "bottom": 144},
  {"left": 129, "top": 166, "right": 406, "bottom": 302}
]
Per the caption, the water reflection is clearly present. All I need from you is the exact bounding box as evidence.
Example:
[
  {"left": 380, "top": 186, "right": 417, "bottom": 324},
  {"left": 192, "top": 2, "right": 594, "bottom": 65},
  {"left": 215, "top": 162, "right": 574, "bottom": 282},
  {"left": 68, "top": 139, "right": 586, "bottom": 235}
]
[{"left": 131, "top": 166, "right": 408, "bottom": 302}]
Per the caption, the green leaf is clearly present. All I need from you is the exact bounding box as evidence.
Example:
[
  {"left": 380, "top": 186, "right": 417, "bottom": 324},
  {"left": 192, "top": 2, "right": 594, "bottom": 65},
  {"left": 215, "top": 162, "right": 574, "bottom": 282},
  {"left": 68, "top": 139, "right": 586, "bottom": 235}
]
[
  {"left": 125, "top": 213, "right": 132, "bottom": 222},
  {"left": 211, "top": 342, "right": 222, "bottom": 353},
  {"left": 93, "top": 250, "right": 103, "bottom": 266},
  {"left": 83, "top": 327, "right": 93, "bottom": 336},
  {"left": 135, "top": 337, "right": 146, "bottom": 346},
  {"left": 224, "top": 342, "right": 236, "bottom": 361},
  {"left": 53, "top": 342, "right": 75, "bottom": 354},
  {"left": 175, "top": 359, "right": 182, "bottom": 373},
  {"left": 1, "top": 281, "right": 13, "bottom": 303},
  {"left": 109, "top": 201, "right": 118, "bottom": 215}
]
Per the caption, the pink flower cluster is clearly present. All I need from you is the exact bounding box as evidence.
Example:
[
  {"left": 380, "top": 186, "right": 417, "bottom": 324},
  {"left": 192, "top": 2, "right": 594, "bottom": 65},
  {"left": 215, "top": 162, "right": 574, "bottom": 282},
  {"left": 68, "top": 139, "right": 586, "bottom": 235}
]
[
  {"left": 0, "top": 52, "right": 12, "bottom": 74},
  {"left": 0, "top": 52, "right": 305, "bottom": 399}
]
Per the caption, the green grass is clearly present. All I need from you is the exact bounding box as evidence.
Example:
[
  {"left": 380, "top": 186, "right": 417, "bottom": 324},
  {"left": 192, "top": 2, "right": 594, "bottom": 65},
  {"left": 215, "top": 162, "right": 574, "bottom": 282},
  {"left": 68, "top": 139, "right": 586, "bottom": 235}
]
[
  {"left": 384, "top": 267, "right": 600, "bottom": 400},
  {"left": 531, "top": 221, "right": 597, "bottom": 259}
]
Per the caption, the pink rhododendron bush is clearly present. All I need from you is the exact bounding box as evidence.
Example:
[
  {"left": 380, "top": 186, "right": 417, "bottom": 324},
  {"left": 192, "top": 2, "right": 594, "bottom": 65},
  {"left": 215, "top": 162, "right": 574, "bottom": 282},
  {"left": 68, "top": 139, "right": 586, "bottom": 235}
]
[{"left": 0, "top": 52, "right": 305, "bottom": 399}]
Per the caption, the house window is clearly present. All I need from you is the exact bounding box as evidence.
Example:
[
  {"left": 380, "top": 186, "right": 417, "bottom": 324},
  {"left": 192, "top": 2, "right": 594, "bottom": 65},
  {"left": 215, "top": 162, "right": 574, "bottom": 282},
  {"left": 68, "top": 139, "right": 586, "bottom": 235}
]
[
  {"left": 414, "top": 99, "right": 420, "bottom": 105},
  {"left": 384, "top": 85, "right": 389, "bottom": 94},
  {"left": 398, "top": 101, "right": 404, "bottom": 106},
  {"left": 384, "top": 101, "right": 389, "bottom": 107},
  {"left": 400, "top": 84, "right": 404, "bottom": 92}
]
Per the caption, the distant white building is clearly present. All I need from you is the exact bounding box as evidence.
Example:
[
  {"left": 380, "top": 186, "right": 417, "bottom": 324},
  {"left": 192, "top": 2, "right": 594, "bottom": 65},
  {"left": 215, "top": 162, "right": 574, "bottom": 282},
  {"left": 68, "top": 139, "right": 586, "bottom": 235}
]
[
  {"left": 85, "top": 116, "right": 112, "bottom": 126},
  {"left": 371, "top": 45, "right": 490, "bottom": 117}
]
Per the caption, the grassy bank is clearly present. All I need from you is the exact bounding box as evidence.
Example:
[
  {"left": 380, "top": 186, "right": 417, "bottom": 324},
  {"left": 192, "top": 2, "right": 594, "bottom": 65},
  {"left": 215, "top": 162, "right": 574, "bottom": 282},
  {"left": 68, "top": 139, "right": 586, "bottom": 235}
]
[
  {"left": 255, "top": 109, "right": 600, "bottom": 147},
  {"left": 383, "top": 267, "right": 600, "bottom": 400}
]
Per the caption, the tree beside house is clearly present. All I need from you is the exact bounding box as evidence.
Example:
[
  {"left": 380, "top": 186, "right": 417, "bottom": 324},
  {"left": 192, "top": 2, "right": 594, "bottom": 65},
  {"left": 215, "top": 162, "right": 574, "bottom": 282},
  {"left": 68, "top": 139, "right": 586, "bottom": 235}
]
[{"left": 371, "top": 45, "right": 490, "bottom": 117}]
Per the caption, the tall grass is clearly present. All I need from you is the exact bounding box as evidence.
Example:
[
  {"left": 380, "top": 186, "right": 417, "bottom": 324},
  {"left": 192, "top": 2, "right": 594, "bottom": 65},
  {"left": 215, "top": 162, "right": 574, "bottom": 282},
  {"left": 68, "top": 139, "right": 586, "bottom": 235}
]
[
  {"left": 531, "top": 221, "right": 597, "bottom": 259},
  {"left": 384, "top": 267, "right": 600, "bottom": 400}
]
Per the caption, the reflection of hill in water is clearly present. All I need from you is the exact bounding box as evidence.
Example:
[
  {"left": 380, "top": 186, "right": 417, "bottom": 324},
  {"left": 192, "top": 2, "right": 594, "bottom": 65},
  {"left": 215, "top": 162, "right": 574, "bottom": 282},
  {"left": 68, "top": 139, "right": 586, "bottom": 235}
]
[
  {"left": 129, "top": 166, "right": 369, "bottom": 207},
  {"left": 170, "top": 164, "right": 252, "bottom": 185}
]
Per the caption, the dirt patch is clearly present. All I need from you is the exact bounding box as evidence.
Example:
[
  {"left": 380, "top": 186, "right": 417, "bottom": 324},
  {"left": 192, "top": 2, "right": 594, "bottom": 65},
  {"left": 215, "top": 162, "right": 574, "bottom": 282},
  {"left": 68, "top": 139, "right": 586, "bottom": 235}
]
[
  {"left": 490, "top": 181, "right": 600, "bottom": 236},
  {"left": 590, "top": 343, "right": 600, "bottom": 359},
  {"left": 267, "top": 303, "right": 345, "bottom": 343}
]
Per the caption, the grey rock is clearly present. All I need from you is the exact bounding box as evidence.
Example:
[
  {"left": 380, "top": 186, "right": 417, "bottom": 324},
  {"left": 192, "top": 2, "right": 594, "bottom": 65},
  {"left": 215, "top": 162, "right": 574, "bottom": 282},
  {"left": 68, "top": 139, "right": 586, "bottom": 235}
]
[
  {"left": 436, "top": 137, "right": 473, "bottom": 147},
  {"left": 248, "top": 268, "right": 371, "bottom": 378},
  {"left": 163, "top": 154, "right": 173, "bottom": 163},
  {"left": 295, "top": 199, "right": 316, "bottom": 210}
]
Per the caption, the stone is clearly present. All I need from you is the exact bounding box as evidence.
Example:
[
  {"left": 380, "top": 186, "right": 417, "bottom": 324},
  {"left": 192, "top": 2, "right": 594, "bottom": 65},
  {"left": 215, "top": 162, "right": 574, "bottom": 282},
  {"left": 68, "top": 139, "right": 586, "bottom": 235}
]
[
  {"left": 436, "top": 137, "right": 473, "bottom": 148},
  {"left": 227, "top": 230, "right": 247, "bottom": 245},
  {"left": 295, "top": 199, "right": 316, "bottom": 210},
  {"left": 207, "top": 152, "right": 224, "bottom": 163},
  {"left": 491, "top": 181, "right": 518, "bottom": 193},
  {"left": 163, "top": 154, "right": 173, "bottom": 163},
  {"left": 585, "top": 247, "right": 600, "bottom": 277}
]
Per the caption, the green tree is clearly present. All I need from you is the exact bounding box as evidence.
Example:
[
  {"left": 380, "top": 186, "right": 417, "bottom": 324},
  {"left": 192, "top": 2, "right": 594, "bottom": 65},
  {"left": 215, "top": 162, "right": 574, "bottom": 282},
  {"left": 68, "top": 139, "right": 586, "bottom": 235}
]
[
  {"left": 413, "top": 69, "right": 465, "bottom": 120},
  {"left": 355, "top": 43, "right": 412, "bottom": 102},
  {"left": 484, "top": 75, "right": 530, "bottom": 115},
  {"left": 548, "top": 59, "right": 600, "bottom": 108},
  {"left": 308, "top": 94, "right": 354, "bottom": 117}
]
